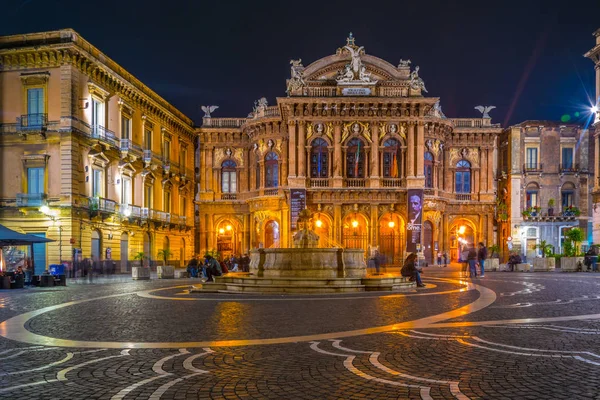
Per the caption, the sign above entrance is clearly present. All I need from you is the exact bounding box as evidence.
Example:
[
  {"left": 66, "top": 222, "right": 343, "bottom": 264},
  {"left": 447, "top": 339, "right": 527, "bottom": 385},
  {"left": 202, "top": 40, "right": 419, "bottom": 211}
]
[
  {"left": 342, "top": 87, "right": 371, "bottom": 96},
  {"left": 290, "top": 189, "right": 306, "bottom": 230}
]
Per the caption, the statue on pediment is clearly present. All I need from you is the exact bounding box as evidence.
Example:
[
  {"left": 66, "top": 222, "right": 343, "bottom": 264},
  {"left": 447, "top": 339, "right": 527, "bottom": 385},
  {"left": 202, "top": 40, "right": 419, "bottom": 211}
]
[
  {"left": 409, "top": 66, "right": 428, "bottom": 93},
  {"left": 287, "top": 59, "right": 306, "bottom": 95},
  {"left": 428, "top": 100, "right": 446, "bottom": 118},
  {"left": 398, "top": 59, "right": 411, "bottom": 68},
  {"left": 336, "top": 33, "right": 376, "bottom": 84}
]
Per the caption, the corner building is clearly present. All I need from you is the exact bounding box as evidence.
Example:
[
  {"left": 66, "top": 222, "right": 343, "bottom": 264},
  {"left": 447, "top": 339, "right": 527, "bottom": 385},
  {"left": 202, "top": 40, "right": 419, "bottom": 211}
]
[
  {"left": 0, "top": 30, "right": 196, "bottom": 273},
  {"left": 197, "top": 35, "right": 501, "bottom": 265}
]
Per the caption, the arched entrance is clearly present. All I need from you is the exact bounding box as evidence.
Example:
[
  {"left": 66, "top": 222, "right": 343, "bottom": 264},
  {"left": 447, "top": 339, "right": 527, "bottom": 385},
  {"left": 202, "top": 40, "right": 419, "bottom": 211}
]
[
  {"left": 313, "top": 213, "right": 332, "bottom": 248},
  {"left": 216, "top": 220, "right": 238, "bottom": 258},
  {"left": 450, "top": 220, "right": 475, "bottom": 262},
  {"left": 264, "top": 220, "right": 280, "bottom": 248},
  {"left": 378, "top": 213, "right": 405, "bottom": 267},
  {"left": 143, "top": 232, "right": 152, "bottom": 268},
  {"left": 423, "top": 221, "right": 434, "bottom": 265},
  {"left": 120, "top": 232, "right": 129, "bottom": 272},
  {"left": 342, "top": 213, "right": 369, "bottom": 252},
  {"left": 91, "top": 230, "right": 101, "bottom": 263}
]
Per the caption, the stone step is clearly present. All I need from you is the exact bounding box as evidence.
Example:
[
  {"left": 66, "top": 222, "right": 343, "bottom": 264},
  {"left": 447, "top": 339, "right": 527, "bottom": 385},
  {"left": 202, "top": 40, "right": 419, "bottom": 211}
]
[
  {"left": 218, "top": 276, "right": 363, "bottom": 286},
  {"left": 217, "top": 283, "right": 366, "bottom": 294}
]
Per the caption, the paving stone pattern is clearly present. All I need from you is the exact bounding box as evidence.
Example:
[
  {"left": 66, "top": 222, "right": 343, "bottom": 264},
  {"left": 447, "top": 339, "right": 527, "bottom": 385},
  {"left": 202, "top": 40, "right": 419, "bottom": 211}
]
[{"left": 1, "top": 271, "right": 600, "bottom": 399}]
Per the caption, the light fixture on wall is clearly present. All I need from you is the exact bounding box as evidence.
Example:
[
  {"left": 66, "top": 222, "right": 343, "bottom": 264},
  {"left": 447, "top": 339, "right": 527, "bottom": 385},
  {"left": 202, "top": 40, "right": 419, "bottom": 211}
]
[
  {"left": 388, "top": 221, "right": 395, "bottom": 229},
  {"left": 79, "top": 98, "right": 89, "bottom": 110}
]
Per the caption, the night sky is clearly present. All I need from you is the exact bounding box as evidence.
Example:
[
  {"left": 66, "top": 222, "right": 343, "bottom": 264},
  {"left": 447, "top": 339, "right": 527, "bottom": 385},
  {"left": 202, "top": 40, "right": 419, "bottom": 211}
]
[{"left": 2, "top": 0, "right": 599, "bottom": 127}]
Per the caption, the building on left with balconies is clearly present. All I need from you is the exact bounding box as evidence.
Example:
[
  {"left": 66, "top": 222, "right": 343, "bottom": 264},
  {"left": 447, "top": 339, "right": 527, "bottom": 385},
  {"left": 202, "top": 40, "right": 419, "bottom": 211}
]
[{"left": 0, "top": 29, "right": 196, "bottom": 274}]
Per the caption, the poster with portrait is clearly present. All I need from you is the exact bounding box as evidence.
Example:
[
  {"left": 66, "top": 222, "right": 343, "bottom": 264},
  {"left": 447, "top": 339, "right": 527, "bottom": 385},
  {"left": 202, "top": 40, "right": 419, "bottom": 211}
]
[{"left": 406, "top": 189, "right": 423, "bottom": 253}]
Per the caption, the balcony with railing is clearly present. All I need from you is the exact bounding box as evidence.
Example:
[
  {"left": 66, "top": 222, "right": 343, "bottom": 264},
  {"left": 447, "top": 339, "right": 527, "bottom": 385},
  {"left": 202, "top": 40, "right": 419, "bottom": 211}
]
[
  {"left": 346, "top": 178, "right": 366, "bottom": 188},
  {"left": 219, "top": 193, "right": 238, "bottom": 200},
  {"left": 143, "top": 150, "right": 152, "bottom": 164},
  {"left": 450, "top": 118, "right": 502, "bottom": 129},
  {"left": 381, "top": 178, "right": 402, "bottom": 188},
  {"left": 91, "top": 125, "right": 118, "bottom": 147},
  {"left": 523, "top": 163, "right": 543, "bottom": 173},
  {"left": 559, "top": 163, "right": 579, "bottom": 174},
  {"left": 16, "top": 193, "right": 48, "bottom": 207},
  {"left": 119, "top": 203, "right": 141, "bottom": 219},
  {"left": 455, "top": 193, "right": 472, "bottom": 201},
  {"left": 263, "top": 188, "right": 280, "bottom": 196},
  {"left": 309, "top": 178, "right": 330, "bottom": 188},
  {"left": 202, "top": 117, "right": 247, "bottom": 128},
  {"left": 17, "top": 113, "right": 48, "bottom": 133},
  {"left": 89, "top": 197, "right": 117, "bottom": 214}
]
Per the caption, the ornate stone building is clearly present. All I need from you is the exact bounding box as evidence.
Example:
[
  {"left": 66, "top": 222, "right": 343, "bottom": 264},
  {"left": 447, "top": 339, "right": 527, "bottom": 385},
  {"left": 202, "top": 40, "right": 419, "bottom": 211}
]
[
  {"left": 585, "top": 28, "right": 600, "bottom": 243},
  {"left": 0, "top": 30, "right": 195, "bottom": 273},
  {"left": 197, "top": 34, "right": 501, "bottom": 265},
  {"left": 497, "top": 121, "right": 594, "bottom": 260}
]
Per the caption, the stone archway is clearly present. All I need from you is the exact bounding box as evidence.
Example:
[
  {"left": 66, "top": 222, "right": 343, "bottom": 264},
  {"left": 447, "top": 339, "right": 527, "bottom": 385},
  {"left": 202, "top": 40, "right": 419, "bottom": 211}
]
[
  {"left": 378, "top": 212, "right": 405, "bottom": 266},
  {"left": 449, "top": 219, "right": 477, "bottom": 263},
  {"left": 342, "top": 213, "right": 369, "bottom": 253},
  {"left": 313, "top": 213, "right": 333, "bottom": 248}
]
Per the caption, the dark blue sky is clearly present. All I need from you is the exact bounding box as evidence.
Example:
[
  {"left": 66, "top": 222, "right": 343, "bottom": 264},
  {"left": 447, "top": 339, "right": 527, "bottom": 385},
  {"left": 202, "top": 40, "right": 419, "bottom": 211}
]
[{"left": 2, "top": 0, "right": 599, "bottom": 127}]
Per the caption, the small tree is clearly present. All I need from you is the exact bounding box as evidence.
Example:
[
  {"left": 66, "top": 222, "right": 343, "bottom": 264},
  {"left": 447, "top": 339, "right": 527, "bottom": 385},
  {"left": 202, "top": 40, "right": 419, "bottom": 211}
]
[
  {"left": 157, "top": 248, "right": 173, "bottom": 265},
  {"left": 535, "top": 240, "right": 553, "bottom": 258},
  {"left": 488, "top": 244, "right": 500, "bottom": 258},
  {"left": 133, "top": 251, "right": 145, "bottom": 267},
  {"left": 564, "top": 228, "right": 584, "bottom": 256}
]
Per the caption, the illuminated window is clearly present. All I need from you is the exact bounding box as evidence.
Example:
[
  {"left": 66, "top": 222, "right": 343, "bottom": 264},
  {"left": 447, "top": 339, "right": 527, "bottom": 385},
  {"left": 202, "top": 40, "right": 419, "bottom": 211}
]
[
  {"left": 310, "top": 138, "right": 328, "bottom": 178},
  {"left": 424, "top": 151, "right": 434, "bottom": 188},
  {"left": 121, "top": 176, "right": 132, "bottom": 205},
  {"left": 346, "top": 138, "right": 365, "bottom": 178},
  {"left": 91, "top": 98, "right": 105, "bottom": 138},
  {"left": 265, "top": 152, "right": 279, "bottom": 188},
  {"left": 221, "top": 160, "right": 237, "bottom": 193},
  {"left": 455, "top": 160, "right": 471, "bottom": 193},
  {"left": 382, "top": 139, "right": 400, "bottom": 178},
  {"left": 92, "top": 168, "right": 104, "bottom": 197}
]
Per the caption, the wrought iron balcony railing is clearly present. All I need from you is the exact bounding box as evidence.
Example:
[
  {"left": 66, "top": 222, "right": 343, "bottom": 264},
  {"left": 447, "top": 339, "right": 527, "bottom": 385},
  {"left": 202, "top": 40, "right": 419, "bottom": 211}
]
[
  {"left": 455, "top": 193, "right": 472, "bottom": 201},
  {"left": 91, "top": 125, "right": 117, "bottom": 146},
  {"left": 143, "top": 150, "right": 152, "bottom": 163},
  {"left": 559, "top": 163, "right": 579, "bottom": 173},
  {"left": 16, "top": 113, "right": 48, "bottom": 132},
  {"left": 523, "top": 163, "right": 543, "bottom": 173},
  {"left": 220, "top": 193, "right": 238, "bottom": 200},
  {"left": 381, "top": 178, "right": 402, "bottom": 188},
  {"left": 89, "top": 197, "right": 117, "bottom": 213},
  {"left": 346, "top": 178, "right": 366, "bottom": 188},
  {"left": 16, "top": 193, "right": 47, "bottom": 207}
]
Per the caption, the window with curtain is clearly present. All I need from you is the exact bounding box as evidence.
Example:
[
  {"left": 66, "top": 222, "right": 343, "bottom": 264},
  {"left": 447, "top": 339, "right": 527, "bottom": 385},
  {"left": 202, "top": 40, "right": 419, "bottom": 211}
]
[
  {"left": 382, "top": 139, "right": 400, "bottom": 178},
  {"left": 562, "top": 147, "right": 573, "bottom": 169},
  {"left": 221, "top": 160, "right": 237, "bottom": 193},
  {"left": 424, "top": 151, "right": 434, "bottom": 188},
  {"left": 526, "top": 147, "right": 538, "bottom": 169},
  {"left": 310, "top": 138, "right": 328, "bottom": 178},
  {"left": 561, "top": 190, "right": 574, "bottom": 208},
  {"left": 526, "top": 189, "right": 538, "bottom": 208},
  {"left": 346, "top": 138, "right": 365, "bottom": 178},
  {"left": 455, "top": 160, "right": 471, "bottom": 193},
  {"left": 265, "top": 152, "right": 279, "bottom": 188},
  {"left": 27, "top": 167, "right": 44, "bottom": 194}
]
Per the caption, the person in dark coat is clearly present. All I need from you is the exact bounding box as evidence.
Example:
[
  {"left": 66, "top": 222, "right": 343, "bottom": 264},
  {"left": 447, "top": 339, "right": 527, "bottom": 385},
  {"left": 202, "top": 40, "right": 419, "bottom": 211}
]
[
  {"left": 477, "top": 242, "right": 487, "bottom": 277},
  {"left": 401, "top": 252, "right": 425, "bottom": 287},
  {"left": 467, "top": 245, "right": 478, "bottom": 278}
]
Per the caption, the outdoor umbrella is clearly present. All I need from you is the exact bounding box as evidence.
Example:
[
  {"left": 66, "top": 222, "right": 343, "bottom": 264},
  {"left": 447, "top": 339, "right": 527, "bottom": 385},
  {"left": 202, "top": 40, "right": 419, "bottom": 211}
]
[{"left": 0, "top": 224, "right": 55, "bottom": 273}]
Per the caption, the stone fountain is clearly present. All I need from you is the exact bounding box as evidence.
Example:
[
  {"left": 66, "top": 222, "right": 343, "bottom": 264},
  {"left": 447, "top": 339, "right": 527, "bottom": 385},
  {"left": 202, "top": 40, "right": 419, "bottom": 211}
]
[{"left": 192, "top": 209, "right": 414, "bottom": 293}]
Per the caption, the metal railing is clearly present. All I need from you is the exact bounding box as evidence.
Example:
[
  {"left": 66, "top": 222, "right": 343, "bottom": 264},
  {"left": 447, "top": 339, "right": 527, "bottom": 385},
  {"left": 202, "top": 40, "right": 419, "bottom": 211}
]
[
  {"left": 559, "top": 163, "right": 579, "bottom": 173},
  {"left": 120, "top": 139, "right": 131, "bottom": 152},
  {"left": 346, "top": 178, "right": 366, "bottom": 188},
  {"left": 202, "top": 117, "right": 247, "bottom": 128},
  {"left": 263, "top": 188, "right": 280, "bottom": 196},
  {"left": 455, "top": 193, "right": 472, "bottom": 201},
  {"left": 143, "top": 150, "right": 152, "bottom": 163},
  {"left": 523, "top": 163, "right": 543, "bottom": 172},
  {"left": 90, "top": 197, "right": 117, "bottom": 213},
  {"left": 119, "top": 203, "right": 141, "bottom": 218},
  {"left": 91, "top": 125, "right": 117, "bottom": 146},
  {"left": 16, "top": 193, "right": 47, "bottom": 207},
  {"left": 17, "top": 113, "right": 48, "bottom": 131},
  {"left": 220, "top": 193, "right": 238, "bottom": 200}
]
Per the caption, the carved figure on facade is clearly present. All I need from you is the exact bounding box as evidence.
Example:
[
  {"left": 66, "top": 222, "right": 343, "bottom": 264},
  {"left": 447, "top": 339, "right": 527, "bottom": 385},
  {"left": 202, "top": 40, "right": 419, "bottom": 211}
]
[
  {"left": 427, "top": 100, "right": 446, "bottom": 118},
  {"left": 201, "top": 105, "right": 219, "bottom": 118},
  {"left": 253, "top": 97, "right": 268, "bottom": 115},
  {"left": 474, "top": 105, "right": 496, "bottom": 118},
  {"left": 449, "top": 147, "right": 479, "bottom": 167},
  {"left": 409, "top": 66, "right": 428, "bottom": 93},
  {"left": 398, "top": 59, "right": 411, "bottom": 68},
  {"left": 287, "top": 59, "right": 306, "bottom": 95},
  {"left": 342, "top": 121, "right": 371, "bottom": 143},
  {"left": 335, "top": 33, "right": 377, "bottom": 84}
]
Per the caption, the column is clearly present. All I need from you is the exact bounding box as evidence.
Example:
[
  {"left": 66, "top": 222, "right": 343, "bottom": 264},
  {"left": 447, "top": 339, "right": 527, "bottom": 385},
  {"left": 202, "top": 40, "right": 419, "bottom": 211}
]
[
  {"left": 281, "top": 138, "right": 288, "bottom": 186},
  {"left": 481, "top": 147, "right": 488, "bottom": 193},
  {"left": 288, "top": 121, "right": 297, "bottom": 177},
  {"left": 370, "top": 204, "right": 378, "bottom": 247},
  {"left": 416, "top": 122, "right": 425, "bottom": 178},
  {"left": 487, "top": 148, "right": 494, "bottom": 194},
  {"left": 334, "top": 204, "right": 342, "bottom": 246},
  {"left": 206, "top": 147, "right": 214, "bottom": 192},
  {"left": 333, "top": 122, "right": 343, "bottom": 188},
  {"left": 406, "top": 123, "right": 415, "bottom": 178},
  {"left": 370, "top": 124, "right": 380, "bottom": 188},
  {"left": 474, "top": 169, "right": 480, "bottom": 198},
  {"left": 298, "top": 121, "right": 306, "bottom": 178}
]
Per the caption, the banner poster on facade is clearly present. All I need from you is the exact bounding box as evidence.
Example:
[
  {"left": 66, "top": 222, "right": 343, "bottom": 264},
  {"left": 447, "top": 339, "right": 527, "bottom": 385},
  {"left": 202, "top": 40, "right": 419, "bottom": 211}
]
[
  {"left": 406, "top": 189, "right": 423, "bottom": 253},
  {"left": 290, "top": 189, "right": 306, "bottom": 230}
]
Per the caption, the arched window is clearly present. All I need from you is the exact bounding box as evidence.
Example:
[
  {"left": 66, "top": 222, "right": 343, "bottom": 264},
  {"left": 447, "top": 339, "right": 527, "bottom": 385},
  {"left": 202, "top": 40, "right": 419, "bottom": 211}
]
[
  {"left": 455, "top": 160, "right": 471, "bottom": 193},
  {"left": 221, "top": 160, "right": 237, "bottom": 193},
  {"left": 265, "top": 152, "right": 279, "bottom": 188},
  {"left": 382, "top": 139, "right": 400, "bottom": 178},
  {"left": 346, "top": 138, "right": 365, "bottom": 178},
  {"left": 424, "top": 151, "right": 434, "bottom": 188},
  {"left": 310, "top": 138, "right": 328, "bottom": 178}
]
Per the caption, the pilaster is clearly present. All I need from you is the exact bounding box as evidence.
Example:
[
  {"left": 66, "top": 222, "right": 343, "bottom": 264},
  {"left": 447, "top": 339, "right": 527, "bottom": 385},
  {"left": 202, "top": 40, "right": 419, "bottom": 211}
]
[
  {"left": 370, "top": 123, "right": 380, "bottom": 188},
  {"left": 298, "top": 121, "right": 306, "bottom": 178},
  {"left": 333, "top": 121, "right": 343, "bottom": 188}
]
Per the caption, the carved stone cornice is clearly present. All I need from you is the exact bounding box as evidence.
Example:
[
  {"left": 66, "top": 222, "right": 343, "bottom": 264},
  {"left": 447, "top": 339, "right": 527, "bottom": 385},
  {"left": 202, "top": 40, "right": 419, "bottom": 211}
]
[{"left": 20, "top": 72, "right": 50, "bottom": 86}]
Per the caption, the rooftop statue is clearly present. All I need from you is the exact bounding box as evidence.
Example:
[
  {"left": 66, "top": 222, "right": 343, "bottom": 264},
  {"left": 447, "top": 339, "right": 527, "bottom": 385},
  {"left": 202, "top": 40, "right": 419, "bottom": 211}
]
[
  {"left": 336, "top": 33, "right": 376, "bottom": 84},
  {"left": 409, "top": 66, "right": 428, "bottom": 93},
  {"left": 428, "top": 100, "right": 446, "bottom": 118},
  {"left": 287, "top": 59, "right": 306, "bottom": 95},
  {"left": 398, "top": 59, "right": 411, "bottom": 68},
  {"left": 201, "top": 105, "right": 218, "bottom": 118},
  {"left": 474, "top": 105, "right": 496, "bottom": 118}
]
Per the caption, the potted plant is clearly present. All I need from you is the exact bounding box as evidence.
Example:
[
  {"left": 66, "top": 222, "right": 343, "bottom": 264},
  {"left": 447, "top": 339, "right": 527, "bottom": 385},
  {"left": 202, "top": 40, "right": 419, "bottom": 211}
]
[
  {"left": 547, "top": 198, "right": 555, "bottom": 216},
  {"left": 487, "top": 244, "right": 500, "bottom": 271},
  {"left": 522, "top": 209, "right": 531, "bottom": 219},
  {"left": 132, "top": 251, "right": 150, "bottom": 280},
  {"left": 157, "top": 248, "right": 174, "bottom": 279},
  {"left": 560, "top": 228, "right": 584, "bottom": 271},
  {"left": 532, "top": 206, "right": 541, "bottom": 216},
  {"left": 533, "top": 240, "right": 555, "bottom": 271}
]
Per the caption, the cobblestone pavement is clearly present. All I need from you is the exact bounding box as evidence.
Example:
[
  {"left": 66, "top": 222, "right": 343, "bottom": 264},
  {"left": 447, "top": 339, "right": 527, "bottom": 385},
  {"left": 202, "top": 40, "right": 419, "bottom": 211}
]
[{"left": 1, "top": 269, "right": 600, "bottom": 399}]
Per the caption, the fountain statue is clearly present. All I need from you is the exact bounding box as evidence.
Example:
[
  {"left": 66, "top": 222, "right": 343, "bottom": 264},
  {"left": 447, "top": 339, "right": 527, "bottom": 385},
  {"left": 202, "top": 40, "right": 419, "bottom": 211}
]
[{"left": 293, "top": 208, "right": 320, "bottom": 248}]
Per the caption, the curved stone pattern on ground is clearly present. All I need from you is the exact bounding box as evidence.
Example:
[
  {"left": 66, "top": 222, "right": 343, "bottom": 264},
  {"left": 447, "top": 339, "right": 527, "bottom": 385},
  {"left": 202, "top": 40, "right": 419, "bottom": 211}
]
[{"left": 1, "top": 269, "right": 600, "bottom": 399}]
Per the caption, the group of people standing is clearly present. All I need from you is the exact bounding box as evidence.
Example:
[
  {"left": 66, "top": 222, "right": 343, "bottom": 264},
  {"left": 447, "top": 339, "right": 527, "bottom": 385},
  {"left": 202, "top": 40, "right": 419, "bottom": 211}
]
[
  {"left": 186, "top": 253, "right": 250, "bottom": 282},
  {"left": 463, "top": 242, "right": 487, "bottom": 278}
]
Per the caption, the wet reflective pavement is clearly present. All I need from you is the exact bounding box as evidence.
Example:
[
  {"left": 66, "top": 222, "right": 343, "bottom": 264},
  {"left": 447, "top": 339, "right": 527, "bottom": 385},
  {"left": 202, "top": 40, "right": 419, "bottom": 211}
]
[{"left": 1, "top": 268, "right": 599, "bottom": 399}]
